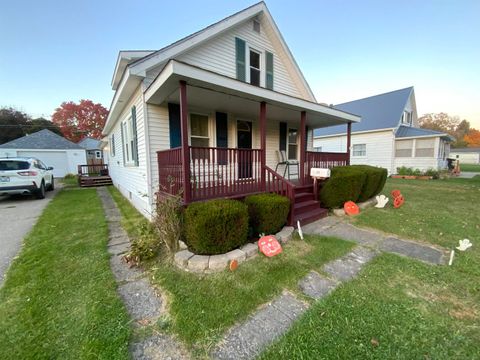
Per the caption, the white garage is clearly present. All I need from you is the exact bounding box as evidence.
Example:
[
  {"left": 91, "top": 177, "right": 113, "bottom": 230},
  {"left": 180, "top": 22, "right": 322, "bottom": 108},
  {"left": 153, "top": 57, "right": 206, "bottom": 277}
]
[{"left": 0, "top": 129, "right": 87, "bottom": 177}]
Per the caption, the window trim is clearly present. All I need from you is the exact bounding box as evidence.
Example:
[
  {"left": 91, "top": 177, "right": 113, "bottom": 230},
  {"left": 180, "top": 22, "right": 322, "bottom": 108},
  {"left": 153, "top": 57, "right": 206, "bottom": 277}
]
[
  {"left": 189, "top": 112, "right": 211, "bottom": 147},
  {"left": 110, "top": 134, "right": 116, "bottom": 157},
  {"left": 121, "top": 116, "right": 136, "bottom": 166},
  {"left": 287, "top": 128, "right": 298, "bottom": 160},
  {"left": 352, "top": 143, "right": 367, "bottom": 157}
]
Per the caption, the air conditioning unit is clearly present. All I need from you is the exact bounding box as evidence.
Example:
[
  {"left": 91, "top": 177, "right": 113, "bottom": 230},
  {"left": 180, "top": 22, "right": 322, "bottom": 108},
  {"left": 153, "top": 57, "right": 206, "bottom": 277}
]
[{"left": 310, "top": 168, "right": 331, "bottom": 178}]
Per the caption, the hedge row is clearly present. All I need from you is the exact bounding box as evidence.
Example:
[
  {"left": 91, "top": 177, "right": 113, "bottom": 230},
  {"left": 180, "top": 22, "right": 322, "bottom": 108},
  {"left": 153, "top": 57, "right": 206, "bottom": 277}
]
[
  {"left": 319, "top": 165, "right": 387, "bottom": 208},
  {"left": 184, "top": 194, "right": 290, "bottom": 255}
]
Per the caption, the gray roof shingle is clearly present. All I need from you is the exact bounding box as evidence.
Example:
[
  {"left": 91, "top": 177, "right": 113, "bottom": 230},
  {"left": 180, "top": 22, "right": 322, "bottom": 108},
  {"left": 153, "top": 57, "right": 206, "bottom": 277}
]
[
  {"left": 0, "top": 129, "right": 83, "bottom": 149},
  {"left": 78, "top": 137, "right": 102, "bottom": 150},
  {"left": 314, "top": 87, "right": 414, "bottom": 137}
]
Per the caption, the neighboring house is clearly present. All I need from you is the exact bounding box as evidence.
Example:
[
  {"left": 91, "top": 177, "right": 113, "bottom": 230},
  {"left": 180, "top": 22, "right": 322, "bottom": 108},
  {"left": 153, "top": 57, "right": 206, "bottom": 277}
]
[
  {"left": 78, "top": 137, "right": 104, "bottom": 165},
  {"left": 0, "top": 129, "right": 86, "bottom": 177},
  {"left": 313, "top": 87, "right": 454, "bottom": 174},
  {"left": 449, "top": 147, "right": 480, "bottom": 164},
  {"left": 101, "top": 2, "right": 360, "bottom": 223}
]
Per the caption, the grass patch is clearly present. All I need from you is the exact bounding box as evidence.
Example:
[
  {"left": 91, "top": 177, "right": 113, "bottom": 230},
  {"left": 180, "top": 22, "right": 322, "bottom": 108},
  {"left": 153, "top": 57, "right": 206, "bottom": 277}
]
[
  {"left": 460, "top": 163, "right": 480, "bottom": 172},
  {"left": 260, "top": 177, "right": 480, "bottom": 358},
  {"left": 108, "top": 186, "right": 355, "bottom": 356},
  {"left": 60, "top": 176, "right": 78, "bottom": 188},
  {"left": 0, "top": 189, "right": 131, "bottom": 359}
]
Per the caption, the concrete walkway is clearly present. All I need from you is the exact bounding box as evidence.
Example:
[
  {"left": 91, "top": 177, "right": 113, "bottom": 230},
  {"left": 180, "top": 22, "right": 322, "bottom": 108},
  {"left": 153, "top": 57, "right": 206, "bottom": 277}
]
[
  {"left": 0, "top": 184, "right": 62, "bottom": 287},
  {"left": 212, "top": 217, "right": 447, "bottom": 359},
  {"left": 458, "top": 171, "right": 480, "bottom": 179},
  {"left": 97, "top": 188, "right": 190, "bottom": 360}
]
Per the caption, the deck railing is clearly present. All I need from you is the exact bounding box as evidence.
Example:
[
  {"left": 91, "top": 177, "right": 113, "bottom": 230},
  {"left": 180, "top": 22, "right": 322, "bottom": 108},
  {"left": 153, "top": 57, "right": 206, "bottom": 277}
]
[
  {"left": 77, "top": 164, "right": 109, "bottom": 177},
  {"left": 189, "top": 146, "right": 263, "bottom": 201},
  {"left": 157, "top": 147, "right": 183, "bottom": 196},
  {"left": 265, "top": 166, "right": 296, "bottom": 223},
  {"left": 305, "top": 151, "right": 349, "bottom": 177}
]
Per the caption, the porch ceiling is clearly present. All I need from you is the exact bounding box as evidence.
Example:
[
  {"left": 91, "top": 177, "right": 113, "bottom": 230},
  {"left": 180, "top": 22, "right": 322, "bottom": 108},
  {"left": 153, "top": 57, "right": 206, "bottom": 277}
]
[{"left": 144, "top": 60, "right": 361, "bottom": 128}]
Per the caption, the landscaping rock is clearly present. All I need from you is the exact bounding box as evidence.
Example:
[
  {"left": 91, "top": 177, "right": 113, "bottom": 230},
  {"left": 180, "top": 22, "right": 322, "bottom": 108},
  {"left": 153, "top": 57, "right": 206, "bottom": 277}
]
[
  {"left": 323, "top": 246, "right": 377, "bottom": 282},
  {"left": 226, "top": 249, "right": 246, "bottom": 264},
  {"left": 174, "top": 250, "right": 194, "bottom": 268},
  {"left": 358, "top": 198, "right": 376, "bottom": 210},
  {"left": 333, "top": 208, "right": 345, "bottom": 216},
  {"left": 212, "top": 292, "right": 308, "bottom": 360},
  {"left": 209, "top": 254, "right": 229, "bottom": 271},
  {"left": 380, "top": 237, "right": 446, "bottom": 265},
  {"left": 275, "top": 226, "right": 294, "bottom": 243},
  {"left": 118, "top": 279, "right": 162, "bottom": 322},
  {"left": 187, "top": 255, "right": 209, "bottom": 272},
  {"left": 240, "top": 243, "right": 258, "bottom": 258},
  {"left": 178, "top": 240, "right": 188, "bottom": 250},
  {"left": 298, "top": 271, "right": 338, "bottom": 299}
]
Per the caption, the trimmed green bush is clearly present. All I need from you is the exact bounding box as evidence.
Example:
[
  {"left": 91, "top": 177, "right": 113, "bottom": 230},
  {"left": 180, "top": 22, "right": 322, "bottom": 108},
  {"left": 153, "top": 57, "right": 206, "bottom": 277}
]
[
  {"left": 351, "top": 165, "right": 388, "bottom": 202},
  {"left": 320, "top": 166, "right": 366, "bottom": 208},
  {"left": 244, "top": 193, "right": 290, "bottom": 236},
  {"left": 184, "top": 199, "right": 249, "bottom": 255}
]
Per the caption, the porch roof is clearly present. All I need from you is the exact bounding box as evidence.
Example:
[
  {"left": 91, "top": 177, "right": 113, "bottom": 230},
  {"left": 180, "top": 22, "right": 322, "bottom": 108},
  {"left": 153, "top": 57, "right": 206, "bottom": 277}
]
[{"left": 144, "top": 60, "right": 361, "bottom": 128}]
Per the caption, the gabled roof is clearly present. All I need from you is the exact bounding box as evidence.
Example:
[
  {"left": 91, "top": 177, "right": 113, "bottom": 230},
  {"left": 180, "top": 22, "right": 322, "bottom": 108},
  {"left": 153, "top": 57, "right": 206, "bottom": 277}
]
[
  {"left": 395, "top": 125, "right": 454, "bottom": 141},
  {"left": 0, "top": 129, "right": 83, "bottom": 150},
  {"left": 111, "top": 50, "right": 155, "bottom": 90},
  {"left": 78, "top": 137, "right": 102, "bottom": 150},
  {"left": 127, "top": 1, "right": 315, "bottom": 100},
  {"left": 314, "top": 87, "right": 414, "bottom": 137}
]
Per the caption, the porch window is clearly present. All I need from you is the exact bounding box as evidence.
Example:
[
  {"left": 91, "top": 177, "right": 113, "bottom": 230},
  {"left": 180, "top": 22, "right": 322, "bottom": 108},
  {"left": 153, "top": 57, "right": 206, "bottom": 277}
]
[
  {"left": 190, "top": 113, "right": 210, "bottom": 160},
  {"left": 352, "top": 144, "right": 366, "bottom": 157},
  {"left": 415, "top": 138, "right": 435, "bottom": 157},
  {"left": 288, "top": 128, "right": 298, "bottom": 160},
  {"left": 395, "top": 140, "right": 413, "bottom": 157},
  {"left": 249, "top": 49, "right": 261, "bottom": 86}
]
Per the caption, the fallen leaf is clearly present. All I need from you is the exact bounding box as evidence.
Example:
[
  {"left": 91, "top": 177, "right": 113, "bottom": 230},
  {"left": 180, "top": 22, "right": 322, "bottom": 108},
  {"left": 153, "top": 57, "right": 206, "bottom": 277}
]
[{"left": 371, "top": 338, "right": 379, "bottom": 347}]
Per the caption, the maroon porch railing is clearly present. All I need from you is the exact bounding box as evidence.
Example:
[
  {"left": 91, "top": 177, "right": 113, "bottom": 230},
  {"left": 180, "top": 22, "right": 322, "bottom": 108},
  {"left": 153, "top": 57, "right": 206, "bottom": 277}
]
[
  {"left": 305, "top": 151, "right": 349, "bottom": 177},
  {"left": 77, "top": 164, "right": 109, "bottom": 177},
  {"left": 157, "top": 147, "right": 183, "bottom": 196},
  {"left": 265, "top": 166, "right": 296, "bottom": 223},
  {"left": 189, "top": 146, "right": 262, "bottom": 201}
]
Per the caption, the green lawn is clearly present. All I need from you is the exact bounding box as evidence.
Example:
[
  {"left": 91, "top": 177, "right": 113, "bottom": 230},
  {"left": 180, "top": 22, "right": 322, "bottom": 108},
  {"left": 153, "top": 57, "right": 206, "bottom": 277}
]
[
  {"left": 108, "top": 186, "right": 355, "bottom": 357},
  {"left": 460, "top": 163, "right": 480, "bottom": 172},
  {"left": 261, "top": 177, "right": 480, "bottom": 359},
  {"left": 0, "top": 189, "right": 131, "bottom": 359}
]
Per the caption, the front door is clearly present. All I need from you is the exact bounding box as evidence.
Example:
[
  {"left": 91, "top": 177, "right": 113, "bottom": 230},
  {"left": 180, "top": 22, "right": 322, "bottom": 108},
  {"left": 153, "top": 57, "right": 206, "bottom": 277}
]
[{"left": 237, "top": 120, "right": 252, "bottom": 179}]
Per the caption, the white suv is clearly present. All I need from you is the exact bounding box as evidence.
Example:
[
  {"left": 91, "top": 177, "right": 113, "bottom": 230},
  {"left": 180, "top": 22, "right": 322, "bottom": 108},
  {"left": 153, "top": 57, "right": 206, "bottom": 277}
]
[{"left": 0, "top": 157, "right": 54, "bottom": 199}]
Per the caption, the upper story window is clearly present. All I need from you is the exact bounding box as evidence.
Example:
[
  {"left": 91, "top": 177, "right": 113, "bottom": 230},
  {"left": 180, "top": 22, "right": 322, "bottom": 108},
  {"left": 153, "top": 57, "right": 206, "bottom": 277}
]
[
  {"left": 249, "top": 49, "right": 261, "bottom": 86},
  {"left": 352, "top": 144, "right": 366, "bottom": 157},
  {"left": 253, "top": 19, "right": 260, "bottom": 33},
  {"left": 401, "top": 111, "right": 412, "bottom": 125}
]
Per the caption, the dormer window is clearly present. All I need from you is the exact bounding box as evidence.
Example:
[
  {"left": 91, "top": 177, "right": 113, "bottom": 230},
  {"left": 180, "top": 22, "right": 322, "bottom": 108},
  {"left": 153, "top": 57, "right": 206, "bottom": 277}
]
[
  {"left": 401, "top": 111, "right": 412, "bottom": 125},
  {"left": 249, "top": 49, "right": 261, "bottom": 86}
]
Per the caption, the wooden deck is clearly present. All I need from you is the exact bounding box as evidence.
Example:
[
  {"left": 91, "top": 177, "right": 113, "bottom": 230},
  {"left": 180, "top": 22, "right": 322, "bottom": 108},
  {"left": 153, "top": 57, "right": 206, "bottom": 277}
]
[{"left": 77, "top": 164, "right": 113, "bottom": 188}]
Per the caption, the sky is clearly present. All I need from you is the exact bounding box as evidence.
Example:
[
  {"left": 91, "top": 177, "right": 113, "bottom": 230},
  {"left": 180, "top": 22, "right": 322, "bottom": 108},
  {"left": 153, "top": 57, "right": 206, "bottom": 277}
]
[{"left": 0, "top": 0, "right": 479, "bottom": 127}]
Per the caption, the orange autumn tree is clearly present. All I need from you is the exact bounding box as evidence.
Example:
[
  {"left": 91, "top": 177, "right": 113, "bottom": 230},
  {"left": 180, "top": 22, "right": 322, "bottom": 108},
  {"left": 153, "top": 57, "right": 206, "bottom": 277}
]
[
  {"left": 52, "top": 100, "right": 108, "bottom": 142},
  {"left": 464, "top": 129, "right": 480, "bottom": 147}
]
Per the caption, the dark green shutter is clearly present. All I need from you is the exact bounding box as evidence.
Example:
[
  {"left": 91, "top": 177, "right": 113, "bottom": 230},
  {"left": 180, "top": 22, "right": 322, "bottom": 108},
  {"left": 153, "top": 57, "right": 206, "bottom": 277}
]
[
  {"left": 168, "top": 103, "right": 181, "bottom": 148},
  {"left": 266, "top": 51, "right": 274, "bottom": 90},
  {"left": 235, "top": 37, "right": 246, "bottom": 81},
  {"left": 131, "top": 106, "right": 139, "bottom": 166},
  {"left": 279, "top": 122, "right": 287, "bottom": 151},
  {"left": 120, "top": 124, "right": 126, "bottom": 166},
  {"left": 216, "top": 112, "right": 228, "bottom": 165}
]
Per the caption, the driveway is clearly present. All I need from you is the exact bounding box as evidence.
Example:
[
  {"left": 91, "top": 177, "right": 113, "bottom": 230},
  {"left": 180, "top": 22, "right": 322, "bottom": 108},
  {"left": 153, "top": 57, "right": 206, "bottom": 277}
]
[{"left": 0, "top": 185, "right": 62, "bottom": 286}]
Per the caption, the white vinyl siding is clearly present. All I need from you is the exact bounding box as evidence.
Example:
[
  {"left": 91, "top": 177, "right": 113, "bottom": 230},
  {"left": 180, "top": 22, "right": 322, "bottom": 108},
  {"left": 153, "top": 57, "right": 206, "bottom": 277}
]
[{"left": 105, "top": 86, "right": 150, "bottom": 217}]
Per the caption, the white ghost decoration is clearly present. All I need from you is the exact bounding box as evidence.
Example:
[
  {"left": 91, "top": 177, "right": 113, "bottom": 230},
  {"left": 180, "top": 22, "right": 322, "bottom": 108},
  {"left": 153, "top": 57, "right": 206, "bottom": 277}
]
[
  {"left": 456, "top": 239, "right": 472, "bottom": 251},
  {"left": 375, "top": 195, "right": 389, "bottom": 208}
]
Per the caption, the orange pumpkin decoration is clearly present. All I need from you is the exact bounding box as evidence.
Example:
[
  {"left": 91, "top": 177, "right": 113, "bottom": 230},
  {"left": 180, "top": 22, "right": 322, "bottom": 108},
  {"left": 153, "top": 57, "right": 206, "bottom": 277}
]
[
  {"left": 344, "top": 201, "right": 360, "bottom": 215},
  {"left": 393, "top": 195, "right": 405, "bottom": 208},
  {"left": 258, "top": 235, "right": 282, "bottom": 257},
  {"left": 391, "top": 189, "right": 402, "bottom": 198},
  {"left": 229, "top": 259, "right": 238, "bottom": 271}
]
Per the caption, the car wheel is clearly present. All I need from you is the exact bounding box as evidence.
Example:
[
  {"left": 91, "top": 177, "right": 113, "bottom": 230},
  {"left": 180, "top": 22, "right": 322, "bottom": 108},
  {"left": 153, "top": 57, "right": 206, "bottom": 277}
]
[
  {"left": 47, "top": 177, "right": 54, "bottom": 191},
  {"left": 35, "top": 181, "right": 46, "bottom": 199}
]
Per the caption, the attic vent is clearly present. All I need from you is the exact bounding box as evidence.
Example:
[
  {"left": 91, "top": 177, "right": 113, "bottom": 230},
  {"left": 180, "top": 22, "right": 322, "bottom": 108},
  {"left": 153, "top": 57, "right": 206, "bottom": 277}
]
[{"left": 253, "top": 19, "right": 260, "bottom": 33}]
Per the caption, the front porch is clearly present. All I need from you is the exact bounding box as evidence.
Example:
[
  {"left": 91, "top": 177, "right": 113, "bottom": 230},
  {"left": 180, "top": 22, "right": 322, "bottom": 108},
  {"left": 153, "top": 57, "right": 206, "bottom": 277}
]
[{"left": 149, "top": 61, "right": 357, "bottom": 225}]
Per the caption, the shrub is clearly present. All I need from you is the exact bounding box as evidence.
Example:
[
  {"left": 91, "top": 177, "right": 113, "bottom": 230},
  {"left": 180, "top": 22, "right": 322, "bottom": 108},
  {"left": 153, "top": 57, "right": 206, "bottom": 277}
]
[
  {"left": 350, "top": 165, "right": 388, "bottom": 202},
  {"left": 424, "top": 168, "right": 440, "bottom": 179},
  {"left": 184, "top": 199, "right": 249, "bottom": 255},
  {"left": 319, "top": 166, "right": 366, "bottom": 208},
  {"left": 244, "top": 193, "right": 290, "bottom": 236},
  {"left": 127, "top": 222, "right": 161, "bottom": 264},
  {"left": 63, "top": 173, "right": 77, "bottom": 179},
  {"left": 151, "top": 193, "right": 183, "bottom": 255}
]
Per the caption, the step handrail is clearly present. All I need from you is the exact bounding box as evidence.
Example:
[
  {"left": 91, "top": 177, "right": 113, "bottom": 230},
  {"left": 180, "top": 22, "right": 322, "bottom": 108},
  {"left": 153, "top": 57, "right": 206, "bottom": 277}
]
[{"left": 264, "top": 166, "right": 296, "bottom": 225}]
